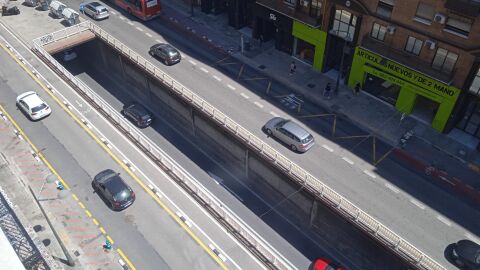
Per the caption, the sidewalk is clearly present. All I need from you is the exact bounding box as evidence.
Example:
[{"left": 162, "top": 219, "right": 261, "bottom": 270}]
[{"left": 158, "top": 1, "right": 480, "bottom": 204}]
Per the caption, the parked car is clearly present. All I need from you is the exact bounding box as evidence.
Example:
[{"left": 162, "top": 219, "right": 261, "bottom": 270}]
[
  {"left": 93, "top": 169, "right": 135, "bottom": 211},
  {"left": 16, "top": 91, "right": 51, "bottom": 120},
  {"left": 121, "top": 103, "right": 153, "bottom": 128},
  {"left": 451, "top": 239, "right": 480, "bottom": 269},
  {"left": 63, "top": 49, "right": 77, "bottom": 62},
  {"left": 82, "top": 1, "right": 109, "bottom": 20},
  {"left": 264, "top": 117, "right": 314, "bottom": 152},
  {"left": 149, "top": 43, "right": 181, "bottom": 66},
  {"left": 313, "top": 258, "right": 345, "bottom": 270}
]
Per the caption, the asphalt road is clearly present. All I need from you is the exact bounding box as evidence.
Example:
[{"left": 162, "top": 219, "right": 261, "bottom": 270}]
[
  {"left": 1, "top": 2, "right": 480, "bottom": 269},
  {"left": 0, "top": 31, "right": 258, "bottom": 270}
]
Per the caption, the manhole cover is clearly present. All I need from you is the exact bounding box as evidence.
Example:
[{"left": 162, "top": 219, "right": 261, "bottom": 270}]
[
  {"left": 258, "top": 65, "right": 266, "bottom": 69},
  {"left": 307, "top": 83, "right": 315, "bottom": 88}
]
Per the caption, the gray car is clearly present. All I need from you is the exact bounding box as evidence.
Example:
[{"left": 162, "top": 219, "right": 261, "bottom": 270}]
[
  {"left": 83, "top": 2, "right": 109, "bottom": 20},
  {"left": 264, "top": 117, "right": 314, "bottom": 152},
  {"left": 149, "top": 43, "right": 181, "bottom": 66}
]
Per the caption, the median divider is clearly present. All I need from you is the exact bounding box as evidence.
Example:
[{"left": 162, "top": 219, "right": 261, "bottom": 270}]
[{"left": 31, "top": 21, "right": 445, "bottom": 270}]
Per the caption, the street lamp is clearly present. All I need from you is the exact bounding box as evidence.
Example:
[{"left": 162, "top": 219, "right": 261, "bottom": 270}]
[{"left": 332, "top": 31, "right": 352, "bottom": 95}]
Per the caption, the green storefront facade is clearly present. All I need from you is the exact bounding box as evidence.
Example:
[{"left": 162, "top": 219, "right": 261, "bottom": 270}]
[
  {"left": 292, "top": 21, "right": 327, "bottom": 72},
  {"left": 348, "top": 47, "right": 461, "bottom": 132}
]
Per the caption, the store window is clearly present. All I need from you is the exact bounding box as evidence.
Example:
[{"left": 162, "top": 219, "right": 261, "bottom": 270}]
[
  {"left": 371, "top": 23, "right": 387, "bottom": 41},
  {"left": 294, "top": 38, "right": 315, "bottom": 64},
  {"left": 469, "top": 67, "right": 480, "bottom": 96},
  {"left": 457, "top": 100, "right": 480, "bottom": 138},
  {"left": 331, "top": 9, "right": 356, "bottom": 41},
  {"left": 432, "top": 48, "right": 458, "bottom": 74},
  {"left": 445, "top": 14, "right": 473, "bottom": 36},
  {"left": 284, "top": 0, "right": 296, "bottom": 6},
  {"left": 309, "top": 0, "right": 322, "bottom": 18},
  {"left": 377, "top": 0, "right": 394, "bottom": 19},
  {"left": 405, "top": 36, "right": 423, "bottom": 55},
  {"left": 415, "top": 2, "right": 434, "bottom": 23}
]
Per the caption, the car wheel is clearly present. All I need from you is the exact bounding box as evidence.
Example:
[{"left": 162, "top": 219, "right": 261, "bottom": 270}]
[
  {"left": 454, "top": 259, "right": 465, "bottom": 267},
  {"left": 266, "top": 128, "right": 272, "bottom": 136},
  {"left": 290, "top": 145, "right": 297, "bottom": 151}
]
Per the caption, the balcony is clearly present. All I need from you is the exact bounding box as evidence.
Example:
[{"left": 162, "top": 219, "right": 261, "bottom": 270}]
[
  {"left": 445, "top": 0, "right": 480, "bottom": 17},
  {"left": 256, "top": 0, "right": 322, "bottom": 28},
  {"left": 361, "top": 36, "right": 455, "bottom": 84}
]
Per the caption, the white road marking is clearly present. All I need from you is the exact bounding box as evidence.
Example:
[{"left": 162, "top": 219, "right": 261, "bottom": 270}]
[
  {"left": 240, "top": 93, "right": 249, "bottom": 99},
  {"left": 145, "top": 33, "right": 153, "bottom": 38},
  {"left": 127, "top": 21, "right": 134, "bottom": 26},
  {"left": 156, "top": 39, "right": 162, "bottom": 43},
  {"left": 212, "top": 75, "right": 222, "bottom": 81},
  {"left": 269, "top": 111, "right": 279, "bottom": 117},
  {"left": 385, "top": 183, "right": 400, "bottom": 194},
  {"left": 136, "top": 27, "right": 144, "bottom": 32},
  {"left": 341, "top": 157, "right": 354, "bottom": 165},
  {"left": 254, "top": 101, "right": 264, "bottom": 108},
  {"left": 227, "top": 84, "right": 235, "bottom": 90},
  {"left": 110, "top": 11, "right": 116, "bottom": 15},
  {"left": 437, "top": 216, "right": 452, "bottom": 227},
  {"left": 200, "top": 67, "right": 209, "bottom": 73},
  {"left": 465, "top": 233, "right": 480, "bottom": 242},
  {"left": 322, "top": 145, "right": 334, "bottom": 152},
  {"left": 119, "top": 16, "right": 125, "bottom": 20},
  {"left": 409, "top": 199, "right": 425, "bottom": 210},
  {"left": 363, "top": 170, "right": 377, "bottom": 179},
  {"left": 189, "top": 60, "right": 197, "bottom": 66}
]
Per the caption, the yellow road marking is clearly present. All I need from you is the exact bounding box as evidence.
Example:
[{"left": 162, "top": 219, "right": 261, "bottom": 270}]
[
  {"left": 93, "top": 218, "right": 99, "bottom": 226},
  {"left": 72, "top": 194, "right": 79, "bottom": 201},
  {"left": 117, "top": 249, "right": 136, "bottom": 270},
  {"left": 106, "top": 235, "right": 114, "bottom": 244},
  {"left": 0, "top": 40, "right": 229, "bottom": 270},
  {"left": 78, "top": 202, "right": 86, "bottom": 209},
  {"left": 99, "top": 227, "right": 106, "bottom": 235},
  {"left": 85, "top": 210, "right": 92, "bottom": 217}
]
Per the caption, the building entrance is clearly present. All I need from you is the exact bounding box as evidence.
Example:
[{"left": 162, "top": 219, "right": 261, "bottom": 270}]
[
  {"left": 364, "top": 74, "right": 400, "bottom": 106},
  {"left": 411, "top": 94, "right": 439, "bottom": 124},
  {"left": 294, "top": 38, "right": 315, "bottom": 65}
]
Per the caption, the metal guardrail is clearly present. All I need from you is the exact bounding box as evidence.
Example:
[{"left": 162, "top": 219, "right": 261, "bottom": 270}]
[{"left": 31, "top": 21, "right": 446, "bottom": 270}]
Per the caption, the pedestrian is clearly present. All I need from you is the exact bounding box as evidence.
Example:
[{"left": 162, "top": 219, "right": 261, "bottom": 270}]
[
  {"left": 259, "top": 34, "right": 264, "bottom": 50},
  {"left": 289, "top": 61, "right": 296, "bottom": 75},
  {"left": 324, "top": 83, "right": 331, "bottom": 99},
  {"left": 354, "top": 83, "right": 361, "bottom": 95}
]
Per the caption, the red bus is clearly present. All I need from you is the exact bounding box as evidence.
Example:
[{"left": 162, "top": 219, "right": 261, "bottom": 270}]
[{"left": 111, "top": 0, "right": 161, "bottom": 20}]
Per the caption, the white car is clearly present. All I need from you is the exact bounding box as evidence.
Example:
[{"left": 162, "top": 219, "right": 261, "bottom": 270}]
[{"left": 16, "top": 91, "right": 51, "bottom": 120}]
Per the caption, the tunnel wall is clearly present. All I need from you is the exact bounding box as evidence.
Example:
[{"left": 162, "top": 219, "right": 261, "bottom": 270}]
[{"left": 65, "top": 38, "right": 408, "bottom": 270}]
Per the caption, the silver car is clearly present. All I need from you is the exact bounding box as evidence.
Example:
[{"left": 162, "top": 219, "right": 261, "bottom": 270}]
[
  {"left": 83, "top": 2, "right": 109, "bottom": 20},
  {"left": 264, "top": 117, "right": 314, "bottom": 152},
  {"left": 16, "top": 91, "right": 52, "bottom": 120}
]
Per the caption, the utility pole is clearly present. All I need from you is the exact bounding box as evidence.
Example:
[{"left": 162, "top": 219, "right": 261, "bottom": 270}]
[
  {"left": 334, "top": 32, "right": 351, "bottom": 96},
  {"left": 190, "top": 0, "right": 194, "bottom": 16}
]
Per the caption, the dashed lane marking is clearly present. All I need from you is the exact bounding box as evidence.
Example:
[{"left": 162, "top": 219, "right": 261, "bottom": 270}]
[
  {"left": 342, "top": 157, "right": 354, "bottom": 165},
  {"left": 240, "top": 93, "right": 249, "bottom": 99},
  {"left": 322, "top": 145, "right": 334, "bottom": 152},
  {"left": 254, "top": 101, "right": 264, "bottom": 108},
  {"left": 135, "top": 27, "right": 143, "bottom": 32},
  {"left": 145, "top": 33, "right": 152, "bottom": 38},
  {"left": 110, "top": 11, "right": 116, "bottom": 15},
  {"left": 156, "top": 39, "right": 162, "bottom": 43},
  {"left": 127, "top": 21, "right": 134, "bottom": 26},
  {"left": 269, "top": 111, "right": 278, "bottom": 117},
  {"left": 465, "top": 233, "right": 480, "bottom": 242},
  {"left": 189, "top": 60, "right": 197, "bottom": 66},
  {"left": 363, "top": 170, "right": 377, "bottom": 179},
  {"left": 213, "top": 75, "right": 222, "bottom": 81},
  {"left": 227, "top": 84, "right": 235, "bottom": 90},
  {"left": 200, "top": 67, "right": 209, "bottom": 73},
  {"left": 437, "top": 216, "right": 452, "bottom": 227},
  {"left": 119, "top": 16, "right": 125, "bottom": 20},
  {"left": 409, "top": 199, "right": 425, "bottom": 210},
  {"left": 384, "top": 183, "right": 400, "bottom": 194}
]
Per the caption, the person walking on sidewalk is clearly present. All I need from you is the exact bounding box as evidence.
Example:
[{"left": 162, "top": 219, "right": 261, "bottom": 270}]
[
  {"left": 354, "top": 83, "right": 361, "bottom": 95},
  {"left": 323, "top": 83, "right": 332, "bottom": 99},
  {"left": 289, "top": 61, "right": 296, "bottom": 75}
]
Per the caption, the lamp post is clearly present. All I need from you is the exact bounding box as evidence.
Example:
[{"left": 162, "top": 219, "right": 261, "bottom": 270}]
[{"left": 334, "top": 32, "right": 352, "bottom": 95}]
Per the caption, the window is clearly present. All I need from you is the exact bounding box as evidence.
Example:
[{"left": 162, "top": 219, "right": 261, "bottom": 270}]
[
  {"left": 432, "top": 48, "right": 458, "bottom": 74},
  {"left": 284, "top": 0, "right": 296, "bottom": 6},
  {"left": 371, "top": 23, "right": 387, "bottom": 41},
  {"left": 309, "top": 0, "right": 322, "bottom": 18},
  {"left": 405, "top": 36, "right": 423, "bottom": 55},
  {"left": 415, "top": 2, "right": 434, "bottom": 22},
  {"left": 444, "top": 14, "right": 473, "bottom": 36},
  {"left": 331, "top": 9, "right": 356, "bottom": 40},
  {"left": 469, "top": 68, "right": 480, "bottom": 96},
  {"left": 377, "top": 0, "right": 394, "bottom": 18}
]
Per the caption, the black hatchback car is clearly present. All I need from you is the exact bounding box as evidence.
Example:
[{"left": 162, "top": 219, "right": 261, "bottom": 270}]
[
  {"left": 451, "top": 239, "right": 480, "bottom": 269},
  {"left": 149, "top": 43, "right": 181, "bottom": 65},
  {"left": 121, "top": 103, "right": 153, "bottom": 128},
  {"left": 93, "top": 169, "right": 135, "bottom": 211}
]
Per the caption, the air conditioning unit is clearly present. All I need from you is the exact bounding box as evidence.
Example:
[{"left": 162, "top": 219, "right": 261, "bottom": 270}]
[
  {"left": 425, "top": 39, "right": 436, "bottom": 50},
  {"left": 434, "top": 13, "right": 446, "bottom": 24},
  {"left": 386, "top": 25, "right": 396, "bottom": 34}
]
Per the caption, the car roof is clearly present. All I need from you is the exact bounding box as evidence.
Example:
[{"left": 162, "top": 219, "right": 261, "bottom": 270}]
[
  {"left": 159, "top": 44, "right": 177, "bottom": 52},
  {"left": 88, "top": 2, "right": 102, "bottom": 7},
  {"left": 104, "top": 175, "right": 129, "bottom": 195},
  {"left": 20, "top": 92, "right": 44, "bottom": 107},
  {"left": 282, "top": 121, "right": 310, "bottom": 139},
  {"left": 127, "top": 103, "right": 149, "bottom": 116}
]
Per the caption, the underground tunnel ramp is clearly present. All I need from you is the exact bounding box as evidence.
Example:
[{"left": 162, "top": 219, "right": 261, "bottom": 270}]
[{"left": 41, "top": 30, "right": 96, "bottom": 55}]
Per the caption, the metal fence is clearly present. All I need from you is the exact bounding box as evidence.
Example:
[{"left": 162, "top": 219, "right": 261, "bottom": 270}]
[{"left": 32, "top": 21, "right": 446, "bottom": 270}]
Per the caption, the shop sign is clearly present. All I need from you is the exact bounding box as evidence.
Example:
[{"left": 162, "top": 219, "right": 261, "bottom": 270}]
[
  {"left": 269, "top": 13, "right": 277, "bottom": 21},
  {"left": 356, "top": 48, "right": 458, "bottom": 98}
]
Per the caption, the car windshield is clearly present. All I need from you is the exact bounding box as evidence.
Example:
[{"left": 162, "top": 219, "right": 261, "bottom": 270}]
[
  {"left": 140, "top": 114, "right": 151, "bottom": 120},
  {"left": 168, "top": 50, "right": 178, "bottom": 56},
  {"left": 107, "top": 177, "right": 131, "bottom": 201},
  {"left": 113, "top": 188, "right": 132, "bottom": 202},
  {"left": 99, "top": 8, "right": 107, "bottom": 12},
  {"left": 275, "top": 120, "right": 288, "bottom": 127},
  {"left": 301, "top": 134, "right": 313, "bottom": 144},
  {"left": 32, "top": 104, "right": 47, "bottom": 112}
]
